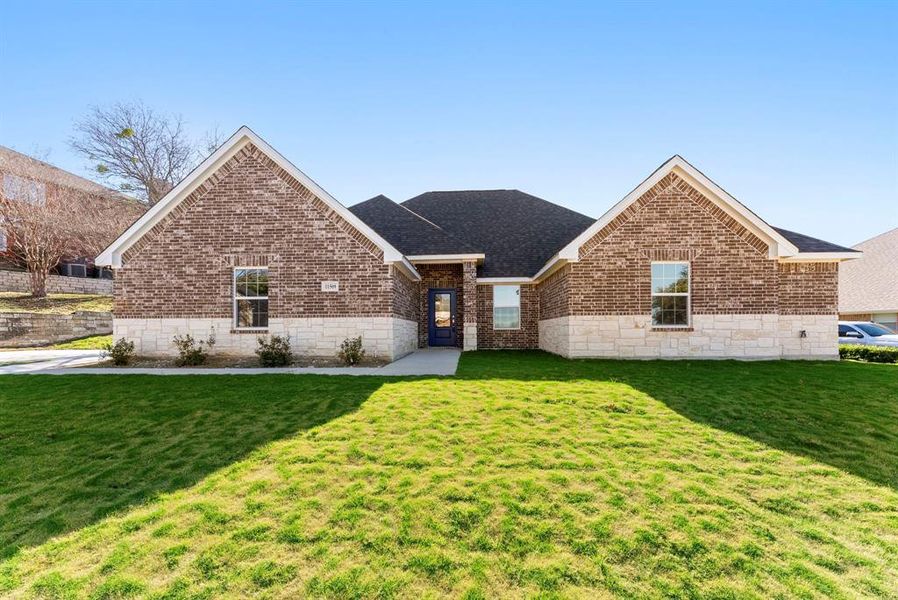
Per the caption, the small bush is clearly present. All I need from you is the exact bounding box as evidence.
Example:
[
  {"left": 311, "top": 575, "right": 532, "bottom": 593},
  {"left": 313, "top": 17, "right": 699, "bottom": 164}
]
[
  {"left": 256, "top": 335, "right": 293, "bottom": 367},
  {"left": 839, "top": 344, "right": 898, "bottom": 364},
  {"left": 338, "top": 336, "right": 365, "bottom": 366},
  {"left": 103, "top": 338, "right": 135, "bottom": 366},
  {"left": 172, "top": 331, "right": 216, "bottom": 366}
]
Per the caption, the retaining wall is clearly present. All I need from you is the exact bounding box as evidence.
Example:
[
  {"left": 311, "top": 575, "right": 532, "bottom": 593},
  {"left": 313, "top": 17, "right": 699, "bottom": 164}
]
[
  {"left": 0, "top": 269, "right": 113, "bottom": 295},
  {"left": 0, "top": 311, "right": 112, "bottom": 347}
]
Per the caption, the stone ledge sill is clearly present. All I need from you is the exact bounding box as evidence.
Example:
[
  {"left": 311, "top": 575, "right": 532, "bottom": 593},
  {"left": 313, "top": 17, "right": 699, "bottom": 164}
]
[
  {"left": 230, "top": 329, "right": 268, "bottom": 335},
  {"left": 650, "top": 327, "right": 694, "bottom": 333}
]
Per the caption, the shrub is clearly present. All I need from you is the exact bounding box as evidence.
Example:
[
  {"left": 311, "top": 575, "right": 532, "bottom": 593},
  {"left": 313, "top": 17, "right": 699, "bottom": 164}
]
[
  {"left": 839, "top": 344, "right": 898, "bottom": 364},
  {"left": 256, "top": 335, "right": 293, "bottom": 367},
  {"left": 338, "top": 336, "right": 366, "bottom": 366},
  {"left": 103, "top": 338, "right": 135, "bottom": 366},
  {"left": 172, "top": 331, "right": 216, "bottom": 366}
]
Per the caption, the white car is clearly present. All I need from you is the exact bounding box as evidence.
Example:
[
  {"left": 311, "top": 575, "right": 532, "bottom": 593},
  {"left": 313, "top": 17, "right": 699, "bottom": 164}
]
[{"left": 838, "top": 321, "right": 898, "bottom": 347}]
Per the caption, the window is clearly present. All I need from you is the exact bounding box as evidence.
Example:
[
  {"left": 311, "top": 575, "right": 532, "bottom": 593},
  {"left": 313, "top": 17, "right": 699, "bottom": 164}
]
[
  {"left": 234, "top": 268, "right": 269, "bottom": 329},
  {"left": 855, "top": 323, "right": 893, "bottom": 337},
  {"left": 434, "top": 292, "right": 452, "bottom": 328},
  {"left": 871, "top": 314, "right": 897, "bottom": 334},
  {"left": 2, "top": 174, "right": 45, "bottom": 205},
  {"left": 651, "top": 262, "right": 690, "bottom": 327},
  {"left": 493, "top": 285, "right": 520, "bottom": 330},
  {"left": 63, "top": 262, "right": 87, "bottom": 278}
]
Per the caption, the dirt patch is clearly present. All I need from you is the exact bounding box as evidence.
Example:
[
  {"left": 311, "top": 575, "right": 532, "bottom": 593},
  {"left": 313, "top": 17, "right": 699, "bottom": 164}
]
[{"left": 91, "top": 354, "right": 390, "bottom": 369}]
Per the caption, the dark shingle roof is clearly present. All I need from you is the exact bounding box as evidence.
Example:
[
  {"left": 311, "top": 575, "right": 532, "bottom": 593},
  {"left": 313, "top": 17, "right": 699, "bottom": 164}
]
[
  {"left": 402, "top": 190, "right": 595, "bottom": 277},
  {"left": 348, "top": 195, "right": 479, "bottom": 256},
  {"left": 772, "top": 227, "right": 856, "bottom": 253},
  {"left": 350, "top": 190, "right": 854, "bottom": 279}
]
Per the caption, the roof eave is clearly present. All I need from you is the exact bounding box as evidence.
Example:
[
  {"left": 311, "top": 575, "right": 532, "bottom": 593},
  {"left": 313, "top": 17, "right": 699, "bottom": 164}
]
[
  {"left": 407, "top": 253, "right": 485, "bottom": 264},
  {"left": 779, "top": 251, "right": 864, "bottom": 262}
]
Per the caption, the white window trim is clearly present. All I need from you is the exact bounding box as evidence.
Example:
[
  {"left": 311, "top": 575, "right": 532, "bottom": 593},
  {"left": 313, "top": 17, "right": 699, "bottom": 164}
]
[
  {"left": 650, "top": 261, "right": 691, "bottom": 329},
  {"left": 492, "top": 284, "right": 521, "bottom": 331},
  {"left": 233, "top": 266, "right": 269, "bottom": 331}
]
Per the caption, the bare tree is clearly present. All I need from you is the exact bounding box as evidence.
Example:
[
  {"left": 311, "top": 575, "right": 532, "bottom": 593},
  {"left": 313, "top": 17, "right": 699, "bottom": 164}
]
[
  {"left": 0, "top": 180, "right": 141, "bottom": 297},
  {"left": 70, "top": 102, "right": 197, "bottom": 205},
  {"left": 202, "top": 124, "right": 227, "bottom": 155}
]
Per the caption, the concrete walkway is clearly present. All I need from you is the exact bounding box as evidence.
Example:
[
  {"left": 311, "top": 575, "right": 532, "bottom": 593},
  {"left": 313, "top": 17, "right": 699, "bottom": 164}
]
[{"left": 1, "top": 347, "right": 460, "bottom": 376}]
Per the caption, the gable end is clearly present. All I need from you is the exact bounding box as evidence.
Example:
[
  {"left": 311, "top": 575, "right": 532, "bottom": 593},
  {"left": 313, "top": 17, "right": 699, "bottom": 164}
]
[
  {"left": 578, "top": 172, "right": 769, "bottom": 261},
  {"left": 123, "top": 142, "right": 384, "bottom": 264},
  {"left": 98, "top": 126, "right": 418, "bottom": 280}
]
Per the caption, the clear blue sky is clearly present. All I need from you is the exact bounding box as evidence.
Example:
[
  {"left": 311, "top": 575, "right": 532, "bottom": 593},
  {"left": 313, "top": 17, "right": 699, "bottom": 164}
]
[{"left": 1, "top": 1, "right": 896, "bottom": 247}]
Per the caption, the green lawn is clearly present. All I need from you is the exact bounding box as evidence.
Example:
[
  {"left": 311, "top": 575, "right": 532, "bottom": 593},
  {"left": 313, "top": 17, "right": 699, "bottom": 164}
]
[
  {"left": 47, "top": 335, "right": 112, "bottom": 350},
  {"left": 0, "top": 293, "right": 112, "bottom": 315},
  {"left": 1, "top": 353, "right": 896, "bottom": 599}
]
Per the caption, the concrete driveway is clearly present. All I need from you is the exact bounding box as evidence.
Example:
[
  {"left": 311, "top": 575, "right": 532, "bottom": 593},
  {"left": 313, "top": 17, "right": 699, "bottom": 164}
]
[{"left": 0, "top": 349, "right": 106, "bottom": 374}]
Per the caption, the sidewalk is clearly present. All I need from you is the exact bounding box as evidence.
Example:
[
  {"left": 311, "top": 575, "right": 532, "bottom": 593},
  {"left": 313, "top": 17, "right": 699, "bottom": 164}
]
[{"left": 1, "top": 348, "right": 460, "bottom": 376}]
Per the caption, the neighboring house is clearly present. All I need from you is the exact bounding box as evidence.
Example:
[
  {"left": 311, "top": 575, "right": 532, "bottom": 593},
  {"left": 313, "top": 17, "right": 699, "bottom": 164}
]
[
  {"left": 96, "top": 127, "right": 860, "bottom": 361},
  {"left": 0, "top": 145, "right": 144, "bottom": 279},
  {"left": 839, "top": 228, "right": 898, "bottom": 332}
]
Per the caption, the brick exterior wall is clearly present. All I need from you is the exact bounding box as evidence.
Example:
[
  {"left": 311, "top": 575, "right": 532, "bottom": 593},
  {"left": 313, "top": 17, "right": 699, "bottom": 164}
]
[
  {"left": 392, "top": 267, "right": 419, "bottom": 321},
  {"left": 538, "top": 173, "right": 839, "bottom": 320},
  {"left": 109, "top": 139, "right": 841, "bottom": 359},
  {"left": 538, "top": 264, "right": 571, "bottom": 320},
  {"left": 416, "top": 263, "right": 464, "bottom": 348},
  {"left": 778, "top": 262, "right": 838, "bottom": 315},
  {"left": 116, "top": 143, "right": 396, "bottom": 322},
  {"left": 568, "top": 174, "right": 778, "bottom": 315},
  {"left": 477, "top": 284, "right": 539, "bottom": 349},
  {"left": 839, "top": 313, "right": 873, "bottom": 321}
]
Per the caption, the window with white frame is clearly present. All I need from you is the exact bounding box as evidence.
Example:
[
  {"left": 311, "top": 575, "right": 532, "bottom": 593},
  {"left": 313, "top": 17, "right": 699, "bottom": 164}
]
[
  {"left": 234, "top": 268, "right": 269, "bottom": 329},
  {"left": 493, "top": 285, "right": 521, "bottom": 330},
  {"left": 651, "top": 262, "right": 690, "bottom": 327}
]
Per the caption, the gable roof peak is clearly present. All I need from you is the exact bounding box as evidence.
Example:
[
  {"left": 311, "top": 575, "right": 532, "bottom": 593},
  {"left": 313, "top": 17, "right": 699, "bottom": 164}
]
[{"left": 96, "top": 126, "right": 419, "bottom": 280}]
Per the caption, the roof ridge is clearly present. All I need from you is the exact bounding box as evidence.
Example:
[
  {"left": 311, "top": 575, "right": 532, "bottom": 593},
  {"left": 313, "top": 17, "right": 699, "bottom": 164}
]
[
  {"left": 403, "top": 189, "right": 596, "bottom": 222},
  {"left": 396, "top": 203, "right": 481, "bottom": 253},
  {"left": 417, "top": 188, "right": 517, "bottom": 194},
  {"left": 350, "top": 194, "right": 481, "bottom": 254},
  {"left": 356, "top": 194, "right": 467, "bottom": 239}
]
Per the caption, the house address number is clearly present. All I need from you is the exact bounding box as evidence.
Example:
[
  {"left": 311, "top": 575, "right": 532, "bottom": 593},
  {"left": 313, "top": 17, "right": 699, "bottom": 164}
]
[{"left": 321, "top": 281, "right": 340, "bottom": 292}]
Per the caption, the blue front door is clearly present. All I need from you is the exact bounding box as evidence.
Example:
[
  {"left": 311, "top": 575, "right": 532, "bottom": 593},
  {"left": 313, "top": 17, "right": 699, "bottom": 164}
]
[{"left": 427, "top": 288, "right": 456, "bottom": 346}]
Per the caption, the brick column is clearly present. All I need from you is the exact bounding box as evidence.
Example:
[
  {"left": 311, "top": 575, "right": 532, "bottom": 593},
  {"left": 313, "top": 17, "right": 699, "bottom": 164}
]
[{"left": 462, "top": 260, "right": 478, "bottom": 350}]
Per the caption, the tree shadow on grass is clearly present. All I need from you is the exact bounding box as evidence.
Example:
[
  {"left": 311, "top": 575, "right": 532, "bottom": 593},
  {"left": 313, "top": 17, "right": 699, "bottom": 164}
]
[
  {"left": 457, "top": 350, "right": 898, "bottom": 491},
  {"left": 0, "top": 374, "right": 384, "bottom": 559}
]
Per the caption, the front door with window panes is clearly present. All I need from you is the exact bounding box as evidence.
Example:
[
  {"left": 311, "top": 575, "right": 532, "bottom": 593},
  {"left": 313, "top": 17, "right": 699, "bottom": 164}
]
[{"left": 427, "top": 288, "right": 456, "bottom": 346}]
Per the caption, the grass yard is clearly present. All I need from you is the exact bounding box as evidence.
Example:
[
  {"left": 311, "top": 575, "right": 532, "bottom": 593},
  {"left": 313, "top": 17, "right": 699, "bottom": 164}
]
[
  {"left": 0, "top": 293, "right": 112, "bottom": 315},
  {"left": 1, "top": 352, "right": 896, "bottom": 599},
  {"left": 46, "top": 335, "right": 112, "bottom": 350}
]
